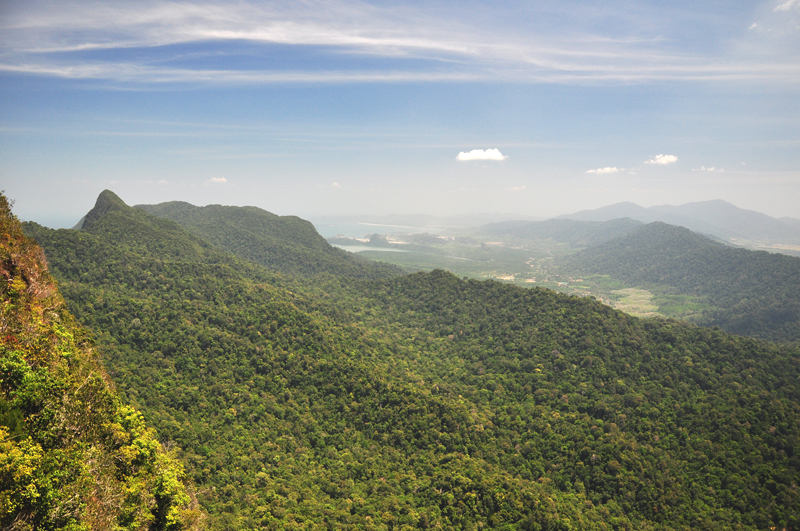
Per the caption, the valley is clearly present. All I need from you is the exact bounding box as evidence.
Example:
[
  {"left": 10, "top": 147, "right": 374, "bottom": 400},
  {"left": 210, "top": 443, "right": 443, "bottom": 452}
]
[
  {"left": 4, "top": 191, "right": 797, "bottom": 530},
  {"left": 327, "top": 212, "right": 800, "bottom": 344}
]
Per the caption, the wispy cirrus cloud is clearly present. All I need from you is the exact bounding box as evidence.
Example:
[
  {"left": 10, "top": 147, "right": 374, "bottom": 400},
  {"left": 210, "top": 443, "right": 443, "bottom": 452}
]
[
  {"left": 1, "top": 0, "right": 798, "bottom": 86},
  {"left": 0, "top": 1, "right": 471, "bottom": 55},
  {"left": 0, "top": 62, "right": 483, "bottom": 84}
]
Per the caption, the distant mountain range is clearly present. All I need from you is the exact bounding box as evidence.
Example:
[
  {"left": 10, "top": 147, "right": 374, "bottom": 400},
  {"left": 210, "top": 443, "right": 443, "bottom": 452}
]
[{"left": 557, "top": 200, "right": 800, "bottom": 248}]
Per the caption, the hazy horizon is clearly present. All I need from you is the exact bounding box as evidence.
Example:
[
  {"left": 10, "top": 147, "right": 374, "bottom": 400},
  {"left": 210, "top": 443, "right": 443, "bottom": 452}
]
[
  {"left": 3, "top": 1, "right": 799, "bottom": 224},
  {"left": 14, "top": 193, "right": 800, "bottom": 232}
]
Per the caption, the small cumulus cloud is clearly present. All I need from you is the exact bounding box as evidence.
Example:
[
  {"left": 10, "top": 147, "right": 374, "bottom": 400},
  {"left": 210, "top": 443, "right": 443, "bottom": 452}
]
[
  {"left": 331, "top": 182, "right": 342, "bottom": 188},
  {"left": 775, "top": 0, "right": 800, "bottom": 11},
  {"left": 644, "top": 154, "right": 678, "bottom": 165},
  {"left": 586, "top": 167, "right": 619, "bottom": 174},
  {"left": 508, "top": 185, "right": 526, "bottom": 192},
  {"left": 456, "top": 148, "right": 507, "bottom": 161},
  {"left": 208, "top": 177, "right": 227, "bottom": 183},
  {"left": 692, "top": 166, "right": 724, "bottom": 172},
  {"left": 158, "top": 180, "right": 169, "bottom": 185}
]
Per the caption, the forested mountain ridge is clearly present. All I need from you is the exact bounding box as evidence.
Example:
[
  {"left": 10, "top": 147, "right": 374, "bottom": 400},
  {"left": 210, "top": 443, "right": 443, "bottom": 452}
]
[
  {"left": 558, "top": 222, "right": 800, "bottom": 342},
  {"left": 137, "top": 198, "right": 403, "bottom": 279},
  {"left": 24, "top": 195, "right": 636, "bottom": 529},
  {"left": 20, "top": 192, "right": 800, "bottom": 530},
  {"left": 0, "top": 194, "right": 203, "bottom": 530},
  {"left": 82, "top": 190, "right": 228, "bottom": 263}
]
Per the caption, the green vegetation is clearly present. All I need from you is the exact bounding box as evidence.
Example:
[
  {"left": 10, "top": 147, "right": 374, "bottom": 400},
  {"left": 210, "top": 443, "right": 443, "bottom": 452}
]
[
  {"left": 608, "top": 289, "right": 659, "bottom": 318},
  {"left": 137, "top": 199, "right": 402, "bottom": 279},
  {"left": 17, "top": 192, "right": 800, "bottom": 530},
  {"left": 649, "top": 295, "right": 712, "bottom": 321},
  {"left": 558, "top": 222, "right": 800, "bottom": 343},
  {"left": 348, "top": 219, "right": 800, "bottom": 344},
  {"left": 0, "top": 194, "right": 202, "bottom": 530},
  {"left": 327, "top": 219, "right": 643, "bottom": 288}
]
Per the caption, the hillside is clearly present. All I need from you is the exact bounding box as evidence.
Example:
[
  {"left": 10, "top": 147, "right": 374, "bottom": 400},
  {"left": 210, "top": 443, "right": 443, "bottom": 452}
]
[
  {"left": 0, "top": 194, "right": 202, "bottom": 530},
  {"left": 559, "top": 200, "right": 800, "bottom": 248},
  {"left": 137, "top": 199, "right": 402, "bottom": 279},
  {"left": 21, "top": 192, "right": 800, "bottom": 530},
  {"left": 558, "top": 222, "right": 800, "bottom": 342},
  {"left": 26, "top": 195, "right": 634, "bottom": 529}
]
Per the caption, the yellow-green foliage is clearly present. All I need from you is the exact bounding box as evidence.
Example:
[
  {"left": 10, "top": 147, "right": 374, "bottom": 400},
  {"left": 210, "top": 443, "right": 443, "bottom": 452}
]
[{"left": 0, "top": 194, "right": 203, "bottom": 531}]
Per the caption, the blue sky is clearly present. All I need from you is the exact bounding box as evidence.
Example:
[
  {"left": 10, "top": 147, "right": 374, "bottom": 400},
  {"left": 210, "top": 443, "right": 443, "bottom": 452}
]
[{"left": 1, "top": 0, "right": 799, "bottom": 227}]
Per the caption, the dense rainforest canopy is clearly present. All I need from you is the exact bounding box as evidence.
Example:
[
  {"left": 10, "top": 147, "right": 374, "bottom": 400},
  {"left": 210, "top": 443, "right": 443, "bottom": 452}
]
[
  {"left": 0, "top": 194, "right": 203, "bottom": 530},
  {"left": 11, "top": 190, "right": 800, "bottom": 530},
  {"left": 558, "top": 222, "right": 800, "bottom": 343},
  {"left": 136, "top": 199, "right": 402, "bottom": 280}
]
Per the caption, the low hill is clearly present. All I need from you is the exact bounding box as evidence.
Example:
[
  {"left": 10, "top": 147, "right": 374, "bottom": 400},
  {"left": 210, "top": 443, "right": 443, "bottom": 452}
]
[
  {"left": 558, "top": 222, "right": 800, "bottom": 342},
  {"left": 23, "top": 191, "right": 800, "bottom": 530},
  {"left": 137, "top": 199, "right": 402, "bottom": 279},
  {"left": 0, "top": 194, "right": 202, "bottom": 530},
  {"left": 560, "top": 199, "right": 800, "bottom": 247}
]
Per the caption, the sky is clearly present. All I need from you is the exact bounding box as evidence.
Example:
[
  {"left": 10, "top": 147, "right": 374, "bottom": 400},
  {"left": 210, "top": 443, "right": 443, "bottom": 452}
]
[{"left": 1, "top": 0, "right": 799, "bottom": 227}]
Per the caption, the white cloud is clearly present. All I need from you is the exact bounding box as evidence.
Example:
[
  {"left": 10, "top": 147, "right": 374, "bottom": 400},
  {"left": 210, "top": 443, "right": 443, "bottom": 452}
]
[
  {"left": 508, "top": 186, "right": 526, "bottom": 192},
  {"left": 331, "top": 182, "right": 342, "bottom": 188},
  {"left": 775, "top": 0, "right": 800, "bottom": 11},
  {"left": 692, "top": 166, "right": 724, "bottom": 172},
  {"left": 208, "top": 177, "right": 227, "bottom": 183},
  {"left": 3, "top": 1, "right": 798, "bottom": 86},
  {"left": 457, "top": 148, "right": 507, "bottom": 161},
  {"left": 586, "top": 167, "right": 619, "bottom": 174},
  {"left": 644, "top": 154, "right": 678, "bottom": 165},
  {"left": 158, "top": 179, "right": 168, "bottom": 184}
]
